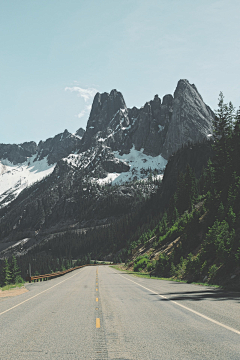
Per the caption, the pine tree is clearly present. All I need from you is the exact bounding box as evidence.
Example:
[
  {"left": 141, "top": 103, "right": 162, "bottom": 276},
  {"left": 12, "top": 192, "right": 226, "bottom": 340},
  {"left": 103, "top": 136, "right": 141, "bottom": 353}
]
[
  {"left": 10, "top": 256, "right": 21, "bottom": 284},
  {"left": 212, "top": 93, "right": 235, "bottom": 192},
  {"left": 233, "top": 107, "right": 240, "bottom": 175},
  {"left": 3, "top": 259, "right": 12, "bottom": 286},
  {"left": 202, "top": 159, "right": 215, "bottom": 195},
  {"left": 184, "top": 164, "right": 198, "bottom": 210}
]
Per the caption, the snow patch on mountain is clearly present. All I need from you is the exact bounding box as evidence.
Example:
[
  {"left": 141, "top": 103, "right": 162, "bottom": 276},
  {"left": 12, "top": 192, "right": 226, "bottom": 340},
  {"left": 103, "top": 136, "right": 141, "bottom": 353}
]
[
  {"left": 92, "top": 146, "right": 167, "bottom": 185},
  {"left": 0, "top": 156, "right": 55, "bottom": 208},
  {"left": 114, "top": 146, "right": 167, "bottom": 173}
]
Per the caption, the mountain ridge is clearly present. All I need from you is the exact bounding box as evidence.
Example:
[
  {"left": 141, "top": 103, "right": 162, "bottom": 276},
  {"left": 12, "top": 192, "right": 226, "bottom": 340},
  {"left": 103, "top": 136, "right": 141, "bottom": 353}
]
[{"left": 0, "top": 79, "right": 215, "bottom": 257}]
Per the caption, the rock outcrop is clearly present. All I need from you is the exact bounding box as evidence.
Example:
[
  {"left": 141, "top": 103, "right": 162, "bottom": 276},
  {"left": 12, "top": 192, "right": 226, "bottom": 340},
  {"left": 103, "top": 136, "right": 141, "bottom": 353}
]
[
  {"left": 0, "top": 130, "right": 82, "bottom": 166},
  {"left": 80, "top": 79, "right": 213, "bottom": 160},
  {"left": 37, "top": 129, "right": 82, "bottom": 164},
  {"left": 161, "top": 80, "right": 214, "bottom": 159}
]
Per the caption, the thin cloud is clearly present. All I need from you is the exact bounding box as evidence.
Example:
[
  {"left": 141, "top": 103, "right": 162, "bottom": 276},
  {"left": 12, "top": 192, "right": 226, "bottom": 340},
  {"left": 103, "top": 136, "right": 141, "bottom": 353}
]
[
  {"left": 65, "top": 86, "right": 97, "bottom": 102},
  {"left": 77, "top": 104, "right": 92, "bottom": 119},
  {"left": 77, "top": 109, "right": 86, "bottom": 118}
]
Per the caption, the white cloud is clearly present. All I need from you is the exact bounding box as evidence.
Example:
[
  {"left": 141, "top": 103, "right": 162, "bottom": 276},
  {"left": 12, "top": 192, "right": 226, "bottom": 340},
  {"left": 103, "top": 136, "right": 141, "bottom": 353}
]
[
  {"left": 77, "top": 104, "right": 92, "bottom": 119},
  {"left": 77, "top": 109, "right": 86, "bottom": 118},
  {"left": 65, "top": 86, "right": 97, "bottom": 102}
]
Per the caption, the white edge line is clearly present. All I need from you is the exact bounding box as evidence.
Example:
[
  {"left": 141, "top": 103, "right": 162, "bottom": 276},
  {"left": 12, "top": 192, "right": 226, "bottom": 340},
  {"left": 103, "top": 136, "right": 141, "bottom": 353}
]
[
  {"left": 0, "top": 267, "right": 86, "bottom": 317},
  {"left": 119, "top": 273, "right": 240, "bottom": 336}
]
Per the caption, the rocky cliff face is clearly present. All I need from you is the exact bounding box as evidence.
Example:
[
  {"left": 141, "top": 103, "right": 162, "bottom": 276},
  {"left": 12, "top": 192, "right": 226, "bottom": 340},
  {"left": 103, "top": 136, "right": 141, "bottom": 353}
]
[
  {"left": 0, "top": 79, "right": 213, "bottom": 168},
  {"left": 0, "top": 130, "right": 82, "bottom": 166},
  {"left": 0, "top": 142, "right": 37, "bottom": 164},
  {"left": 161, "top": 80, "right": 214, "bottom": 159},
  {"left": 37, "top": 129, "right": 82, "bottom": 165},
  {"left": 80, "top": 79, "right": 213, "bottom": 160}
]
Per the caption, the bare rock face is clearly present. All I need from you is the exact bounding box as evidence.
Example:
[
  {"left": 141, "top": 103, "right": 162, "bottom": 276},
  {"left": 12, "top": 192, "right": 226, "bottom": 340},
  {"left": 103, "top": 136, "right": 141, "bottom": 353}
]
[
  {"left": 37, "top": 129, "right": 82, "bottom": 164},
  {"left": 161, "top": 80, "right": 214, "bottom": 159},
  {"left": 102, "top": 158, "right": 130, "bottom": 173},
  {"left": 0, "top": 142, "right": 37, "bottom": 164},
  {"left": 0, "top": 130, "right": 82, "bottom": 166},
  {"left": 80, "top": 79, "right": 213, "bottom": 160},
  {"left": 81, "top": 89, "right": 128, "bottom": 151},
  {"left": 75, "top": 127, "right": 85, "bottom": 139}
]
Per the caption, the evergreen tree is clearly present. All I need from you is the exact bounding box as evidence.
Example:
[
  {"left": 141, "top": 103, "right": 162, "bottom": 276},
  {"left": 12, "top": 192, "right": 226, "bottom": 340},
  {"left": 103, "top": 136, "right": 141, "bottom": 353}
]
[
  {"left": 10, "top": 256, "right": 21, "bottom": 284},
  {"left": 3, "top": 259, "right": 12, "bottom": 286},
  {"left": 212, "top": 92, "right": 235, "bottom": 192},
  {"left": 233, "top": 107, "right": 240, "bottom": 175}
]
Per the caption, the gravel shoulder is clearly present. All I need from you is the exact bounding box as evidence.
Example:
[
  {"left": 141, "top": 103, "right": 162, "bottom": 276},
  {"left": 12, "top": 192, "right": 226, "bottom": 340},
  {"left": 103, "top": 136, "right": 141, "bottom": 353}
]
[{"left": 0, "top": 286, "right": 28, "bottom": 299}]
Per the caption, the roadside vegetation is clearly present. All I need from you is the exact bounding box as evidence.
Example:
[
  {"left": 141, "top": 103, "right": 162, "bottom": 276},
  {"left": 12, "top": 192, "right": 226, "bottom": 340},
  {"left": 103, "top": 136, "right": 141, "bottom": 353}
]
[
  {"left": 111, "top": 264, "right": 221, "bottom": 288},
  {"left": 0, "top": 256, "right": 24, "bottom": 289}
]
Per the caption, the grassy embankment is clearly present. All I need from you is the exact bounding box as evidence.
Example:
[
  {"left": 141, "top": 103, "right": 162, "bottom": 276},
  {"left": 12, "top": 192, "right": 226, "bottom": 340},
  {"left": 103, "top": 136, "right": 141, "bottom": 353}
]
[
  {"left": 0, "top": 283, "right": 26, "bottom": 291},
  {"left": 111, "top": 264, "right": 221, "bottom": 288}
]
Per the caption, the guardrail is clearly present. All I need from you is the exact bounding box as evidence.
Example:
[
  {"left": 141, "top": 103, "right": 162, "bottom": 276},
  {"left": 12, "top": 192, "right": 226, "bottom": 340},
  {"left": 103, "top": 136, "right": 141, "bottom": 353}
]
[{"left": 26, "top": 263, "right": 110, "bottom": 283}]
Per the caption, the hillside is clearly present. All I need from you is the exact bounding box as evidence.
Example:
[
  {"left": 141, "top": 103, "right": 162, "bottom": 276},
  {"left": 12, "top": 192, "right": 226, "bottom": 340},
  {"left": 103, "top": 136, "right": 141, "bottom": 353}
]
[{"left": 127, "top": 96, "right": 240, "bottom": 290}]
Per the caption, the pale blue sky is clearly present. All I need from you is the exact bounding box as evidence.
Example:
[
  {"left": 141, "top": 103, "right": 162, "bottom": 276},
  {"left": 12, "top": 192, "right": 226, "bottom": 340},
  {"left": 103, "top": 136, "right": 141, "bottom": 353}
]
[{"left": 0, "top": 0, "right": 239, "bottom": 144}]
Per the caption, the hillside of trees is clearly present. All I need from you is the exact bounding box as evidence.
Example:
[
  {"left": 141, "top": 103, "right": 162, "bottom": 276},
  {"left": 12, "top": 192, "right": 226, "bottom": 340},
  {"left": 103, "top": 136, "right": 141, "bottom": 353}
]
[{"left": 130, "top": 93, "right": 240, "bottom": 289}]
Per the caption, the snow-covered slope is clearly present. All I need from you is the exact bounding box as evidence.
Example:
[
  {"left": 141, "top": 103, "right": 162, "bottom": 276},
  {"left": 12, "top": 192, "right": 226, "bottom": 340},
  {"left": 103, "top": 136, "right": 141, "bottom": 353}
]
[
  {"left": 63, "top": 145, "right": 167, "bottom": 185},
  {"left": 0, "top": 155, "right": 55, "bottom": 208},
  {"left": 111, "top": 146, "right": 167, "bottom": 184}
]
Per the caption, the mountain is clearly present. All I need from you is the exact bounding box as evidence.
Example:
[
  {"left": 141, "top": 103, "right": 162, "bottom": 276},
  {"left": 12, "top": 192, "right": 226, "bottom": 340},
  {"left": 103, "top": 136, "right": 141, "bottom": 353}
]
[
  {"left": 0, "top": 79, "right": 214, "bottom": 258},
  {"left": 63, "top": 79, "right": 213, "bottom": 184},
  {"left": 80, "top": 80, "right": 213, "bottom": 159},
  {"left": 0, "top": 129, "right": 83, "bottom": 208}
]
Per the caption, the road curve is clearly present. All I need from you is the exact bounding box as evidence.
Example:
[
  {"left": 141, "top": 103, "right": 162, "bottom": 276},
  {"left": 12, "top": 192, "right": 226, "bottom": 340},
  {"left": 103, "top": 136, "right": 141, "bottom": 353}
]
[{"left": 0, "top": 265, "right": 240, "bottom": 359}]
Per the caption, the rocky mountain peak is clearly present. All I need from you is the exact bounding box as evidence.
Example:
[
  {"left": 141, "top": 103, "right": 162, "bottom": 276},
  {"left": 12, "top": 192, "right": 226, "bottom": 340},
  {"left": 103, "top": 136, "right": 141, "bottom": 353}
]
[
  {"left": 88, "top": 89, "right": 127, "bottom": 130},
  {"left": 81, "top": 89, "right": 127, "bottom": 150},
  {"left": 37, "top": 129, "right": 82, "bottom": 165},
  {"left": 161, "top": 80, "right": 214, "bottom": 159},
  {"left": 79, "top": 79, "right": 214, "bottom": 160},
  {"left": 0, "top": 141, "right": 37, "bottom": 164},
  {"left": 75, "top": 127, "right": 85, "bottom": 139},
  {"left": 162, "top": 94, "right": 173, "bottom": 106},
  {"left": 174, "top": 79, "right": 203, "bottom": 103}
]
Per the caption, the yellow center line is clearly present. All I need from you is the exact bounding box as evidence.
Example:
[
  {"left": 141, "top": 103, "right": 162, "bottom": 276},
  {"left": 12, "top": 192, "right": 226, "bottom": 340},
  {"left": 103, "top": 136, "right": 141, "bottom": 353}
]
[
  {"left": 96, "top": 288, "right": 98, "bottom": 291},
  {"left": 96, "top": 297, "right": 98, "bottom": 302},
  {"left": 96, "top": 318, "right": 100, "bottom": 328}
]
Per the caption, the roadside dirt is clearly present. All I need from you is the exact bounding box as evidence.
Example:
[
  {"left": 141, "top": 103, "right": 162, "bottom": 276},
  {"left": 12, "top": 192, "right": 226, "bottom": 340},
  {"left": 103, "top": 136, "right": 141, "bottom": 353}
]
[{"left": 0, "top": 287, "right": 28, "bottom": 298}]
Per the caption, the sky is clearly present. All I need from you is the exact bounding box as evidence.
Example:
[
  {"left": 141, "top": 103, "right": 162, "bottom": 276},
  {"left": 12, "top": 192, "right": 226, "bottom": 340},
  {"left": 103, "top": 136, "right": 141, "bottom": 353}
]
[{"left": 0, "top": 0, "right": 240, "bottom": 144}]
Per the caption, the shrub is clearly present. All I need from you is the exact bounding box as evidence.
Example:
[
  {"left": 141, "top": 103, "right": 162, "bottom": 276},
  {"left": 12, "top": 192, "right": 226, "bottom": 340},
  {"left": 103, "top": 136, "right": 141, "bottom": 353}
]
[
  {"left": 146, "top": 262, "right": 153, "bottom": 272},
  {"left": 15, "top": 275, "right": 24, "bottom": 284},
  {"left": 208, "top": 264, "right": 218, "bottom": 279},
  {"left": 133, "top": 255, "right": 150, "bottom": 272}
]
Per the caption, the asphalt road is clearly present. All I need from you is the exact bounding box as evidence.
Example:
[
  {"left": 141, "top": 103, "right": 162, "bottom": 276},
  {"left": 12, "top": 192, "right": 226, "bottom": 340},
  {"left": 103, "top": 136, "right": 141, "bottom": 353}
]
[{"left": 0, "top": 265, "right": 240, "bottom": 359}]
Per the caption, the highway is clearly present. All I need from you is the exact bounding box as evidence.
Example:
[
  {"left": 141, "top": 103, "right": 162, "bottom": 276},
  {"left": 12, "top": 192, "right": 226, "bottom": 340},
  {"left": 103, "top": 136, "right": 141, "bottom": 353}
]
[{"left": 0, "top": 265, "right": 240, "bottom": 359}]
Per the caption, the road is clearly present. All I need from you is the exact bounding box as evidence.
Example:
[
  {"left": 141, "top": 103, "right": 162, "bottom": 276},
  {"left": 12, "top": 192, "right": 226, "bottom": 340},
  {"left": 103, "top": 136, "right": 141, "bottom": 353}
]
[{"left": 0, "top": 265, "right": 240, "bottom": 359}]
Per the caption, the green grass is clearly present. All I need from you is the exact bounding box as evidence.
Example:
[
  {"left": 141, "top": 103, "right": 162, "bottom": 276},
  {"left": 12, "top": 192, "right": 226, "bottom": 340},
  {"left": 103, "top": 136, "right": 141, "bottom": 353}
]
[
  {"left": 110, "top": 265, "right": 221, "bottom": 288},
  {"left": 110, "top": 265, "right": 185, "bottom": 282},
  {"left": 0, "top": 283, "right": 26, "bottom": 291}
]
